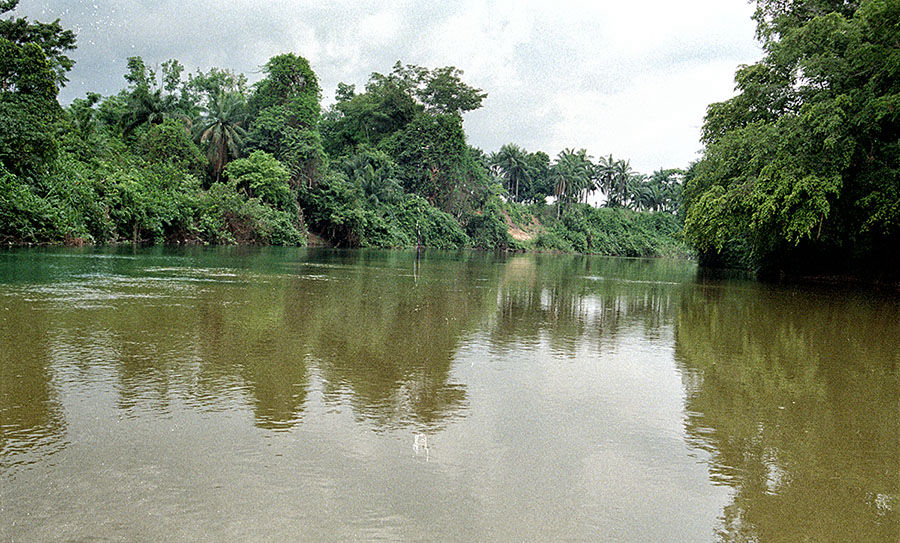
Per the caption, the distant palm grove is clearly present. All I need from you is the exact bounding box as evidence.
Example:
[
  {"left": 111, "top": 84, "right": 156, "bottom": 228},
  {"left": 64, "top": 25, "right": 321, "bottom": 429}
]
[{"left": 1, "top": 0, "right": 897, "bottom": 279}]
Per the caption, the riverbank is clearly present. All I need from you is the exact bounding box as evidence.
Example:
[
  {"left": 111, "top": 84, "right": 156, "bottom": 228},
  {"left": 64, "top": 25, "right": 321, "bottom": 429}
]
[{"left": 2, "top": 202, "right": 691, "bottom": 259}]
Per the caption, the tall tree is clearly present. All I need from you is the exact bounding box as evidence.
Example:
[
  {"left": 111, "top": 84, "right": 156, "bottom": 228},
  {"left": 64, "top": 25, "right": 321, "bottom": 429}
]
[
  {"left": 320, "top": 74, "right": 421, "bottom": 156},
  {"left": 194, "top": 91, "right": 248, "bottom": 183},
  {"left": 551, "top": 148, "right": 593, "bottom": 216},
  {"left": 684, "top": 0, "right": 900, "bottom": 275},
  {"left": 119, "top": 57, "right": 186, "bottom": 137},
  {"left": 321, "top": 62, "right": 485, "bottom": 159},
  {"left": 524, "top": 150, "right": 552, "bottom": 203},
  {"left": 595, "top": 155, "right": 616, "bottom": 206},
  {"left": 370, "top": 62, "right": 487, "bottom": 117},
  {"left": 0, "top": 0, "right": 75, "bottom": 87},
  {"left": 247, "top": 53, "right": 324, "bottom": 187},
  {"left": 385, "top": 112, "right": 488, "bottom": 217},
  {"left": 603, "top": 158, "right": 634, "bottom": 208},
  {"left": 648, "top": 168, "right": 684, "bottom": 213},
  {"left": 491, "top": 143, "right": 532, "bottom": 202},
  {"left": 0, "top": 0, "right": 69, "bottom": 175}
]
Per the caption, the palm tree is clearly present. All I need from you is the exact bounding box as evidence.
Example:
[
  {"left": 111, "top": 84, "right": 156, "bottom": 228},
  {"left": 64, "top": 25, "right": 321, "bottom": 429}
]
[
  {"left": 551, "top": 166, "right": 568, "bottom": 218},
  {"left": 194, "top": 91, "right": 248, "bottom": 183},
  {"left": 607, "top": 159, "right": 634, "bottom": 208},
  {"left": 342, "top": 152, "right": 401, "bottom": 204},
  {"left": 490, "top": 143, "right": 531, "bottom": 202},
  {"left": 627, "top": 174, "right": 656, "bottom": 211},
  {"left": 649, "top": 168, "right": 684, "bottom": 213},
  {"left": 571, "top": 148, "right": 595, "bottom": 203},
  {"left": 595, "top": 154, "right": 616, "bottom": 205},
  {"left": 550, "top": 149, "right": 594, "bottom": 216},
  {"left": 122, "top": 87, "right": 180, "bottom": 137}
]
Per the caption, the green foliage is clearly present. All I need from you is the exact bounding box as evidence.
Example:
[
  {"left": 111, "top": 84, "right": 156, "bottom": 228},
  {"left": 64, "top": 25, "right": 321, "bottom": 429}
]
[
  {"left": 197, "top": 180, "right": 303, "bottom": 245},
  {"left": 249, "top": 53, "right": 320, "bottom": 123},
  {"left": 523, "top": 151, "right": 553, "bottom": 203},
  {"left": 415, "top": 65, "right": 487, "bottom": 115},
  {"left": 684, "top": 0, "right": 900, "bottom": 276},
  {"left": 247, "top": 53, "right": 324, "bottom": 187},
  {"left": 102, "top": 163, "right": 201, "bottom": 244},
  {"left": 0, "top": 166, "right": 61, "bottom": 243},
  {"left": 536, "top": 205, "right": 689, "bottom": 258},
  {"left": 65, "top": 92, "right": 102, "bottom": 147},
  {"left": 550, "top": 148, "right": 595, "bottom": 217},
  {"left": 186, "top": 67, "right": 248, "bottom": 105},
  {"left": 0, "top": 31, "right": 62, "bottom": 175},
  {"left": 0, "top": 21, "right": 700, "bottom": 258},
  {"left": 384, "top": 112, "right": 492, "bottom": 217},
  {"left": 193, "top": 90, "right": 248, "bottom": 182},
  {"left": 300, "top": 171, "right": 467, "bottom": 249},
  {"left": 224, "top": 151, "right": 294, "bottom": 213},
  {"left": 0, "top": 89, "right": 60, "bottom": 176},
  {"left": 367, "top": 61, "right": 486, "bottom": 117},
  {"left": 466, "top": 198, "right": 512, "bottom": 250},
  {"left": 396, "top": 195, "right": 469, "bottom": 249},
  {"left": 0, "top": 0, "right": 76, "bottom": 88},
  {"left": 119, "top": 57, "right": 189, "bottom": 137},
  {"left": 320, "top": 76, "right": 421, "bottom": 157},
  {"left": 490, "top": 143, "right": 532, "bottom": 203},
  {"left": 320, "top": 61, "right": 485, "bottom": 159},
  {"left": 136, "top": 118, "right": 205, "bottom": 175},
  {"left": 338, "top": 147, "right": 403, "bottom": 205}
]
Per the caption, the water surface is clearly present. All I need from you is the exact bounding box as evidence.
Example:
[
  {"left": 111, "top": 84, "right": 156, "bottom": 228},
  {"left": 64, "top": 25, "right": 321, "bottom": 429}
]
[{"left": 1, "top": 247, "right": 897, "bottom": 541}]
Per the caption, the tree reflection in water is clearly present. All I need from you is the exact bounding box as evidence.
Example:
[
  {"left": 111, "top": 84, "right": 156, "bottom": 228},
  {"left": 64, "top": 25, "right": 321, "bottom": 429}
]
[
  {"left": 675, "top": 284, "right": 900, "bottom": 542},
  {"left": 0, "top": 296, "right": 67, "bottom": 474},
  {"left": 280, "top": 250, "right": 498, "bottom": 430},
  {"left": 490, "top": 253, "right": 693, "bottom": 356},
  {"left": 3, "top": 248, "right": 898, "bottom": 541}
]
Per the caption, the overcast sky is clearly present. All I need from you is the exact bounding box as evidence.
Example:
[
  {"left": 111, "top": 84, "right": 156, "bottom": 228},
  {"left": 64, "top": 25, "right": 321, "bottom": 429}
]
[{"left": 14, "top": 0, "right": 762, "bottom": 173}]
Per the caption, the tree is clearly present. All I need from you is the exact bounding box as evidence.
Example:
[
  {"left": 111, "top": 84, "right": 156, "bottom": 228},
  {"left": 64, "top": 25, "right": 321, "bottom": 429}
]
[
  {"left": 320, "top": 75, "right": 421, "bottom": 156},
  {"left": 490, "top": 143, "right": 532, "bottom": 202},
  {"left": 187, "top": 67, "right": 248, "bottom": 106},
  {"left": 550, "top": 149, "right": 593, "bottom": 217},
  {"left": 247, "top": 53, "right": 324, "bottom": 187},
  {"left": 224, "top": 151, "right": 294, "bottom": 213},
  {"left": 339, "top": 147, "right": 401, "bottom": 205},
  {"left": 598, "top": 158, "right": 635, "bottom": 208},
  {"left": 194, "top": 91, "right": 248, "bottom": 183},
  {"left": 551, "top": 167, "right": 568, "bottom": 219},
  {"left": 0, "top": 1, "right": 68, "bottom": 175},
  {"left": 626, "top": 174, "right": 652, "bottom": 211},
  {"left": 137, "top": 117, "right": 205, "bottom": 175},
  {"left": 369, "top": 62, "right": 486, "bottom": 117},
  {"left": 0, "top": 0, "right": 75, "bottom": 88},
  {"left": 384, "top": 112, "right": 487, "bottom": 216},
  {"left": 648, "top": 168, "right": 684, "bottom": 213},
  {"left": 120, "top": 57, "right": 185, "bottom": 137},
  {"left": 683, "top": 0, "right": 900, "bottom": 276},
  {"left": 320, "top": 62, "right": 485, "bottom": 159},
  {"left": 415, "top": 65, "right": 487, "bottom": 116},
  {"left": 595, "top": 155, "right": 615, "bottom": 205},
  {"left": 248, "top": 53, "right": 320, "bottom": 126},
  {"left": 524, "top": 150, "right": 552, "bottom": 203}
]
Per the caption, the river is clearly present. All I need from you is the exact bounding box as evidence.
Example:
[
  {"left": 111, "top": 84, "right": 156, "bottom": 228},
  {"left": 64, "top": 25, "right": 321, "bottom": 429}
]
[{"left": 1, "top": 247, "right": 897, "bottom": 541}]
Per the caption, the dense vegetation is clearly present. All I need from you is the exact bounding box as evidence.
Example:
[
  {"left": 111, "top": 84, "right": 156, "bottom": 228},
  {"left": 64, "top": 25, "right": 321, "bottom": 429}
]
[
  {"left": 4, "top": 0, "right": 896, "bottom": 279},
  {"left": 683, "top": 0, "right": 900, "bottom": 279},
  {"left": 0, "top": 0, "right": 685, "bottom": 258}
]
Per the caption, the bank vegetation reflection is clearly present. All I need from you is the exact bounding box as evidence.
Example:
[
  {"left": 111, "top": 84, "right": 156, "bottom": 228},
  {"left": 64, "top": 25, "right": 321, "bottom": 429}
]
[
  {"left": 3, "top": 249, "right": 897, "bottom": 543},
  {"left": 675, "top": 284, "right": 900, "bottom": 542}
]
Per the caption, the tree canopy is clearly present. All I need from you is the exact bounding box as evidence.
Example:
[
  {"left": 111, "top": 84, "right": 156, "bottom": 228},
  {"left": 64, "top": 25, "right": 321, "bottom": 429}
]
[
  {"left": 0, "top": 0, "right": 68, "bottom": 176},
  {"left": 683, "top": 0, "right": 900, "bottom": 276}
]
